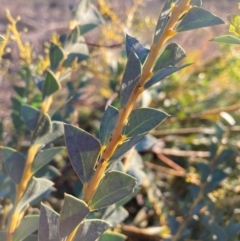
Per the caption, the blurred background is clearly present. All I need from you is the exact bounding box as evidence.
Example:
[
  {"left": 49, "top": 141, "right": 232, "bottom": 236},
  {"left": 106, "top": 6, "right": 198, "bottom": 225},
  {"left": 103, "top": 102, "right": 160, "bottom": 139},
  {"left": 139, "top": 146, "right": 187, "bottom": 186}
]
[
  {"left": 0, "top": 0, "right": 238, "bottom": 120},
  {"left": 1, "top": 0, "right": 240, "bottom": 240}
]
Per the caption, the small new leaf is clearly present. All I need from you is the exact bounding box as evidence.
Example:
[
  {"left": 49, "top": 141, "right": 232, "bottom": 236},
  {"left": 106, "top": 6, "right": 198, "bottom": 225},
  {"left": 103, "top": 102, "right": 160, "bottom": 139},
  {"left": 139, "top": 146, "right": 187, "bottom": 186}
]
[
  {"left": 80, "top": 24, "right": 98, "bottom": 35},
  {"left": 211, "top": 35, "right": 240, "bottom": 45},
  {"left": 63, "top": 41, "right": 89, "bottom": 67},
  {"left": 72, "top": 0, "right": 104, "bottom": 26},
  {"left": 90, "top": 171, "right": 136, "bottom": 210},
  {"left": 49, "top": 42, "right": 65, "bottom": 71},
  {"left": 176, "top": 7, "right": 224, "bottom": 32},
  {"left": 42, "top": 69, "right": 61, "bottom": 99}
]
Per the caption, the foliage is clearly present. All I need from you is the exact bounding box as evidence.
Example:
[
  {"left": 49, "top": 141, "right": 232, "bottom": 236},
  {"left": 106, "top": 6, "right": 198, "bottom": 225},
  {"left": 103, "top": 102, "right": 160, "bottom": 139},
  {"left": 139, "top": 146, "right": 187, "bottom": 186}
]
[
  {"left": 212, "top": 4, "right": 240, "bottom": 45},
  {"left": 1, "top": 0, "right": 240, "bottom": 241}
]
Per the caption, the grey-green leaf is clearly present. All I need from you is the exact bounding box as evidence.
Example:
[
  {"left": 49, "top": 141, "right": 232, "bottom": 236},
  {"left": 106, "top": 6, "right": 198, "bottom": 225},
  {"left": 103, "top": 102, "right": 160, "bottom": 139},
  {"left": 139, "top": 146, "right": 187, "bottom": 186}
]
[
  {"left": 63, "top": 41, "right": 89, "bottom": 67},
  {"left": 42, "top": 69, "right": 61, "bottom": 99},
  {"left": 102, "top": 205, "right": 128, "bottom": 227},
  {"left": 44, "top": 121, "right": 64, "bottom": 146},
  {"left": 65, "top": 26, "right": 80, "bottom": 48},
  {"left": 90, "top": 171, "right": 136, "bottom": 210},
  {"left": 63, "top": 27, "right": 89, "bottom": 62},
  {"left": 211, "top": 35, "right": 240, "bottom": 45},
  {"left": 32, "top": 147, "right": 65, "bottom": 175},
  {"left": 1, "top": 147, "right": 25, "bottom": 184},
  {"left": 32, "top": 113, "right": 52, "bottom": 145},
  {"left": 16, "top": 177, "right": 53, "bottom": 213},
  {"left": 126, "top": 35, "right": 149, "bottom": 64},
  {"left": 176, "top": 7, "right": 224, "bottom": 32},
  {"left": 33, "top": 121, "right": 64, "bottom": 148},
  {"left": 120, "top": 50, "right": 141, "bottom": 108},
  {"left": 144, "top": 64, "right": 191, "bottom": 89},
  {"left": 209, "top": 222, "right": 227, "bottom": 241},
  {"left": 153, "top": 0, "right": 177, "bottom": 44},
  {"left": 13, "top": 85, "right": 25, "bottom": 97},
  {"left": 50, "top": 42, "right": 65, "bottom": 71},
  {"left": 153, "top": 43, "right": 186, "bottom": 72},
  {"left": 72, "top": 0, "right": 104, "bottom": 26},
  {"left": 100, "top": 105, "right": 119, "bottom": 145},
  {"left": 80, "top": 24, "right": 98, "bottom": 35},
  {"left": 123, "top": 108, "right": 168, "bottom": 138},
  {"left": 64, "top": 124, "right": 101, "bottom": 183},
  {"left": 23, "top": 235, "right": 38, "bottom": 241},
  {"left": 109, "top": 135, "right": 144, "bottom": 166},
  {"left": 39, "top": 203, "right": 59, "bottom": 241},
  {"left": 13, "top": 215, "right": 39, "bottom": 241},
  {"left": 59, "top": 194, "right": 90, "bottom": 240},
  {"left": 21, "top": 104, "right": 40, "bottom": 131},
  {"left": 72, "top": 220, "right": 110, "bottom": 241},
  {"left": 99, "top": 231, "right": 127, "bottom": 241},
  {"left": 35, "top": 165, "right": 61, "bottom": 180}
]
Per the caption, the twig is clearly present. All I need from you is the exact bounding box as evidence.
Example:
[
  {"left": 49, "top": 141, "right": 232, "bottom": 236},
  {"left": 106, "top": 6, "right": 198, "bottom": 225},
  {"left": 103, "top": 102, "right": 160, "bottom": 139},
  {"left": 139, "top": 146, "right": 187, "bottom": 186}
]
[
  {"left": 152, "top": 125, "right": 240, "bottom": 136},
  {"left": 159, "top": 148, "right": 210, "bottom": 159},
  {"left": 121, "top": 224, "right": 163, "bottom": 241},
  {"left": 79, "top": 41, "right": 123, "bottom": 49},
  {"left": 171, "top": 131, "right": 229, "bottom": 241},
  {"left": 152, "top": 145, "right": 185, "bottom": 172},
  {"left": 171, "top": 184, "right": 206, "bottom": 241},
  {"left": 145, "top": 161, "right": 186, "bottom": 177},
  {"left": 168, "top": 103, "right": 240, "bottom": 123},
  {"left": 105, "top": 92, "right": 118, "bottom": 110}
]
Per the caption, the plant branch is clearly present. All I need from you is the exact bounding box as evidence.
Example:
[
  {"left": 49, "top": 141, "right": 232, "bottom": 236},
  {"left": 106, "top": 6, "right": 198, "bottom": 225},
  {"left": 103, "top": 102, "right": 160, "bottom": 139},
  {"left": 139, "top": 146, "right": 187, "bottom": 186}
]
[
  {"left": 171, "top": 183, "right": 206, "bottom": 241},
  {"left": 168, "top": 102, "right": 240, "bottom": 123},
  {"left": 152, "top": 125, "right": 240, "bottom": 136},
  {"left": 83, "top": 0, "right": 192, "bottom": 204},
  {"left": 145, "top": 161, "right": 186, "bottom": 177},
  {"left": 7, "top": 144, "right": 40, "bottom": 240},
  {"left": 5, "top": 10, "right": 32, "bottom": 65}
]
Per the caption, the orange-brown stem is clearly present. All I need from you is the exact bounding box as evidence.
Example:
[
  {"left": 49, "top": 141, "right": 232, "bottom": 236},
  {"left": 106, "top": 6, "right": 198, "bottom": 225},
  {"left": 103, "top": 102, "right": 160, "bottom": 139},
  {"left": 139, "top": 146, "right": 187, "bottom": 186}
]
[
  {"left": 7, "top": 144, "right": 40, "bottom": 240},
  {"left": 83, "top": 0, "right": 192, "bottom": 205}
]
